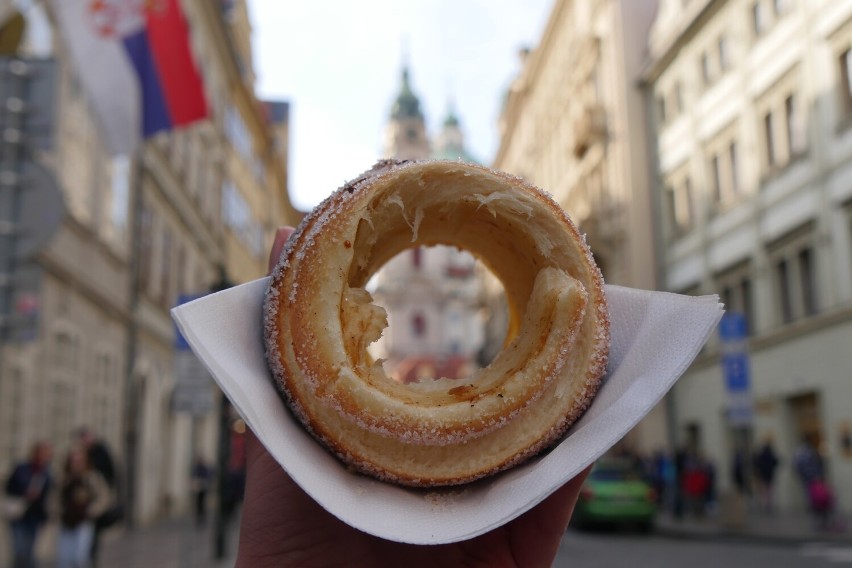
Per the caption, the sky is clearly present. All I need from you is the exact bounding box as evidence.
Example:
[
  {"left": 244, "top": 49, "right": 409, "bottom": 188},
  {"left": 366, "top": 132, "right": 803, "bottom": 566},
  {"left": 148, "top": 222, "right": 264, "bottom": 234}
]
[{"left": 248, "top": 0, "right": 555, "bottom": 212}]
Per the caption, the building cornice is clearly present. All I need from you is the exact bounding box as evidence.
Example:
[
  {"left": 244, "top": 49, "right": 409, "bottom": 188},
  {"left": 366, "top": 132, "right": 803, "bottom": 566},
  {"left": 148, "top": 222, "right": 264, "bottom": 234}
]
[
  {"left": 640, "top": 0, "right": 723, "bottom": 85},
  {"left": 494, "top": 0, "right": 568, "bottom": 166}
]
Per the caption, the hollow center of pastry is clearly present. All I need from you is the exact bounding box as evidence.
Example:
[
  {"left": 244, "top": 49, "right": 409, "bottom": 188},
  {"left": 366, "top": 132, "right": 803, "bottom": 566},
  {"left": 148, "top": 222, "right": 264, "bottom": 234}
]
[
  {"left": 363, "top": 244, "right": 508, "bottom": 385},
  {"left": 335, "top": 166, "right": 591, "bottom": 412}
]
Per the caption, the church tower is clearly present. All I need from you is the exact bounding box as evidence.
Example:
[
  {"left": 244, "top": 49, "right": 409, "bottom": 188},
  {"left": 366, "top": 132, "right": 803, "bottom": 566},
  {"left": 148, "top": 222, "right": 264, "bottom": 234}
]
[
  {"left": 383, "top": 66, "right": 430, "bottom": 159},
  {"left": 432, "top": 102, "right": 478, "bottom": 163},
  {"left": 370, "top": 66, "right": 486, "bottom": 383}
]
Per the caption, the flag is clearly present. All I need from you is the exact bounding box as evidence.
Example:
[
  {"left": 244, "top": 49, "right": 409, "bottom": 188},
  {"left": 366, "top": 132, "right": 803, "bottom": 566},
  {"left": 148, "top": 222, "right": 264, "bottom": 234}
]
[{"left": 50, "top": 0, "right": 208, "bottom": 154}]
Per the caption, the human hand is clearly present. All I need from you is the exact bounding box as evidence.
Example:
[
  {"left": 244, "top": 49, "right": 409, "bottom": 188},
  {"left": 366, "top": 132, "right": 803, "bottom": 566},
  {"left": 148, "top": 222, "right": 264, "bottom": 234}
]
[{"left": 235, "top": 226, "right": 590, "bottom": 568}]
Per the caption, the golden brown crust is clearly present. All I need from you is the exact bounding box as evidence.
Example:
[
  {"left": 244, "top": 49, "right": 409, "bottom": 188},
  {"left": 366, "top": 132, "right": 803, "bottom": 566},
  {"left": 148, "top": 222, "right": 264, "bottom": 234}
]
[{"left": 264, "top": 160, "right": 609, "bottom": 487}]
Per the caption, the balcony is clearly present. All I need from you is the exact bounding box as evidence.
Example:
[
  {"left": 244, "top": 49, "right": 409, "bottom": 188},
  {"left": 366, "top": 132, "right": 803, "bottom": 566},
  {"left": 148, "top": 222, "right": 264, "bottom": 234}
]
[{"left": 573, "top": 104, "right": 607, "bottom": 158}]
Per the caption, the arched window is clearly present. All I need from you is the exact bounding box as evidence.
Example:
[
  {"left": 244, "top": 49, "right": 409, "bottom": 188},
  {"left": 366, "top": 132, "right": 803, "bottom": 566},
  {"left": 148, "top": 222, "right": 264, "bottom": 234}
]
[{"left": 411, "top": 313, "right": 426, "bottom": 337}]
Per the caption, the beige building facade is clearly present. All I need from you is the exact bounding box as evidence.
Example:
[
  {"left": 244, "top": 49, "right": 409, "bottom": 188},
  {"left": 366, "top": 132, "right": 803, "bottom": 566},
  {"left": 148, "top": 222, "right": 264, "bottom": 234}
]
[
  {"left": 646, "top": 0, "right": 852, "bottom": 512},
  {"left": 0, "top": 3, "right": 296, "bottom": 553},
  {"left": 494, "top": 0, "right": 662, "bottom": 453}
]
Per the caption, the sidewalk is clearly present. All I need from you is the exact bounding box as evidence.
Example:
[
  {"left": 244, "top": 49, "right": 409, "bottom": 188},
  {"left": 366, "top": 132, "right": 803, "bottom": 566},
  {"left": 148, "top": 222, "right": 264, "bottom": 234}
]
[
  {"left": 97, "top": 517, "right": 240, "bottom": 568},
  {"left": 41, "top": 507, "right": 849, "bottom": 567},
  {"left": 655, "top": 508, "right": 851, "bottom": 546}
]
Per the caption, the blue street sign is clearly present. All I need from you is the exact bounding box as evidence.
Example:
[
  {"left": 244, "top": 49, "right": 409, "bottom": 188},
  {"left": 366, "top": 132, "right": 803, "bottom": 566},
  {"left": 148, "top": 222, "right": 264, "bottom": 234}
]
[
  {"left": 722, "top": 352, "right": 750, "bottom": 392},
  {"left": 718, "top": 311, "right": 753, "bottom": 426},
  {"left": 174, "top": 293, "right": 204, "bottom": 350},
  {"left": 718, "top": 312, "right": 748, "bottom": 341}
]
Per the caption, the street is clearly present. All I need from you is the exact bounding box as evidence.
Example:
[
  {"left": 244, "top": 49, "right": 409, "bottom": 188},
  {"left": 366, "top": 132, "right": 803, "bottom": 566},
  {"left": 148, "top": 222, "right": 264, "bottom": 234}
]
[
  {"left": 85, "top": 514, "right": 852, "bottom": 568},
  {"left": 556, "top": 529, "right": 852, "bottom": 567}
]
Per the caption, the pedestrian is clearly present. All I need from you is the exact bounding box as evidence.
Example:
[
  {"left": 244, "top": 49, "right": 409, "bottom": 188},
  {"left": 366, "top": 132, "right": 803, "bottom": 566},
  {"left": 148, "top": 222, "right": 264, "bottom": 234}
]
[
  {"left": 753, "top": 438, "right": 780, "bottom": 513},
  {"left": 682, "top": 453, "right": 710, "bottom": 516},
  {"left": 807, "top": 475, "right": 839, "bottom": 531},
  {"left": 190, "top": 456, "right": 213, "bottom": 528},
  {"left": 793, "top": 438, "right": 824, "bottom": 490},
  {"left": 703, "top": 455, "right": 718, "bottom": 515},
  {"left": 76, "top": 427, "right": 120, "bottom": 567},
  {"left": 56, "top": 448, "right": 111, "bottom": 568},
  {"left": 732, "top": 447, "right": 750, "bottom": 496},
  {"left": 3, "top": 441, "right": 53, "bottom": 568},
  {"left": 673, "top": 446, "right": 688, "bottom": 518}
]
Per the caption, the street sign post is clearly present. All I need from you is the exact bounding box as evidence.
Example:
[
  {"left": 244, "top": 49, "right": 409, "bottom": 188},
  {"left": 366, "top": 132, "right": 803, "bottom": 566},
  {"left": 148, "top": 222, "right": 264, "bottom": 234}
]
[
  {"left": 172, "top": 293, "right": 214, "bottom": 416},
  {"left": 719, "top": 312, "right": 753, "bottom": 426}
]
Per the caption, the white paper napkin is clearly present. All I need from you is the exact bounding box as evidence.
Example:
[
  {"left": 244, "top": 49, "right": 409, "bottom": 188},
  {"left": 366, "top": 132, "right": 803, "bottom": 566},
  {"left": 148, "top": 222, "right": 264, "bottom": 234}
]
[{"left": 171, "top": 279, "right": 722, "bottom": 544}]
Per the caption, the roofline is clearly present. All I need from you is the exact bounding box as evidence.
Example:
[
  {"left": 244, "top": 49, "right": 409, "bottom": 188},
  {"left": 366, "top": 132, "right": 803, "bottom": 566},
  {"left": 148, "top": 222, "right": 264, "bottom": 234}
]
[
  {"left": 640, "top": 0, "right": 723, "bottom": 85},
  {"left": 493, "top": 0, "right": 566, "bottom": 166}
]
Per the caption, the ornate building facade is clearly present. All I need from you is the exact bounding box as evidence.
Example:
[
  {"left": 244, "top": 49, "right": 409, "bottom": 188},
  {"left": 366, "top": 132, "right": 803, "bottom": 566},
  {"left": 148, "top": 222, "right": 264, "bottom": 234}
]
[
  {"left": 645, "top": 0, "right": 852, "bottom": 512},
  {"left": 0, "top": 3, "right": 298, "bottom": 554},
  {"left": 493, "top": 0, "right": 662, "bottom": 452},
  {"left": 369, "top": 67, "right": 486, "bottom": 383}
]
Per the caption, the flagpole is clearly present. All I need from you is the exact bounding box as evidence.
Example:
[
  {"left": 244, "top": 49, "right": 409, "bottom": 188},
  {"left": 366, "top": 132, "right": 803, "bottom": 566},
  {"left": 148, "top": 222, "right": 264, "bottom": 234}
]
[{"left": 123, "top": 144, "right": 145, "bottom": 529}]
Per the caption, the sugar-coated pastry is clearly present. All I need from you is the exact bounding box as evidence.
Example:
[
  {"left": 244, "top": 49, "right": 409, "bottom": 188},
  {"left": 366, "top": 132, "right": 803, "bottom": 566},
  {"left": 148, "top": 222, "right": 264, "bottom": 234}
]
[{"left": 264, "top": 160, "right": 609, "bottom": 487}]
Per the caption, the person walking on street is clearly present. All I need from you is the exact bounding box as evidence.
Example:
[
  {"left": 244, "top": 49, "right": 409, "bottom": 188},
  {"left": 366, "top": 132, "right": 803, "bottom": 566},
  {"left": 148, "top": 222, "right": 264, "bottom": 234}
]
[
  {"left": 754, "top": 438, "right": 780, "bottom": 513},
  {"left": 55, "top": 448, "right": 111, "bottom": 568},
  {"left": 190, "top": 456, "right": 213, "bottom": 528},
  {"left": 3, "top": 441, "right": 53, "bottom": 568},
  {"left": 793, "top": 438, "right": 824, "bottom": 490},
  {"left": 76, "top": 428, "right": 120, "bottom": 568}
]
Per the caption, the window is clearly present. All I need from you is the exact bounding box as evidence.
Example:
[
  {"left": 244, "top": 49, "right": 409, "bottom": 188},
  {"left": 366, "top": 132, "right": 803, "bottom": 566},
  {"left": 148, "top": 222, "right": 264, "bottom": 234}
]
[
  {"left": 699, "top": 34, "right": 730, "bottom": 89},
  {"left": 674, "top": 82, "right": 684, "bottom": 115},
  {"left": 764, "top": 111, "right": 776, "bottom": 167},
  {"left": 798, "top": 248, "right": 817, "bottom": 316},
  {"left": 711, "top": 154, "right": 722, "bottom": 202},
  {"left": 137, "top": 201, "right": 153, "bottom": 292},
  {"left": 768, "top": 225, "right": 819, "bottom": 325},
  {"left": 758, "top": 71, "right": 806, "bottom": 175},
  {"left": 839, "top": 49, "right": 852, "bottom": 116},
  {"left": 729, "top": 141, "right": 739, "bottom": 194},
  {"left": 411, "top": 313, "right": 426, "bottom": 337},
  {"left": 773, "top": 0, "right": 790, "bottom": 16},
  {"left": 664, "top": 167, "right": 694, "bottom": 237},
  {"left": 752, "top": 0, "right": 791, "bottom": 39},
  {"left": 701, "top": 51, "right": 711, "bottom": 86},
  {"left": 752, "top": 1, "right": 767, "bottom": 36},
  {"left": 656, "top": 80, "right": 686, "bottom": 125},
  {"left": 718, "top": 35, "right": 729, "bottom": 72},
  {"left": 784, "top": 94, "right": 807, "bottom": 155},
  {"left": 715, "top": 262, "right": 755, "bottom": 335},
  {"left": 221, "top": 180, "right": 265, "bottom": 258},
  {"left": 1, "top": 368, "right": 23, "bottom": 461},
  {"left": 225, "top": 106, "right": 253, "bottom": 161},
  {"left": 161, "top": 227, "right": 173, "bottom": 306},
  {"left": 176, "top": 245, "right": 187, "bottom": 297},
  {"left": 109, "top": 155, "right": 130, "bottom": 233},
  {"left": 717, "top": 34, "right": 731, "bottom": 72},
  {"left": 412, "top": 247, "right": 422, "bottom": 269},
  {"left": 50, "top": 381, "right": 74, "bottom": 448},
  {"left": 706, "top": 126, "right": 741, "bottom": 207},
  {"left": 657, "top": 95, "right": 668, "bottom": 124},
  {"left": 776, "top": 258, "right": 792, "bottom": 323}
]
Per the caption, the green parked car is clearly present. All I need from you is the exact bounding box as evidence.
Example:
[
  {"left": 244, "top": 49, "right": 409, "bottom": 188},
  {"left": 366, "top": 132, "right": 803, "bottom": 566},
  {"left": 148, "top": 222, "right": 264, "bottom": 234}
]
[{"left": 572, "top": 459, "right": 657, "bottom": 531}]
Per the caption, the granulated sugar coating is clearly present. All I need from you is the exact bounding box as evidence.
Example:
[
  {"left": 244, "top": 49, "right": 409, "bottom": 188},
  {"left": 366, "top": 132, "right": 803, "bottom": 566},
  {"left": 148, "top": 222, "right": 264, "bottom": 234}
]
[{"left": 263, "top": 160, "right": 610, "bottom": 487}]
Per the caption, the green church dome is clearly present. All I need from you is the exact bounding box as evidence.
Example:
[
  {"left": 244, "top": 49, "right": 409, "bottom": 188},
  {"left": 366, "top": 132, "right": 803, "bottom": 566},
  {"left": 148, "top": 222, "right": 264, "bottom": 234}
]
[{"left": 391, "top": 67, "right": 424, "bottom": 120}]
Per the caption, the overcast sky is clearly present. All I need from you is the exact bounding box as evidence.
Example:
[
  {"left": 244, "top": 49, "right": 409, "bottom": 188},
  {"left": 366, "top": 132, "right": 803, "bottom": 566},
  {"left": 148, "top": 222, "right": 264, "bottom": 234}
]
[{"left": 248, "top": 0, "right": 554, "bottom": 212}]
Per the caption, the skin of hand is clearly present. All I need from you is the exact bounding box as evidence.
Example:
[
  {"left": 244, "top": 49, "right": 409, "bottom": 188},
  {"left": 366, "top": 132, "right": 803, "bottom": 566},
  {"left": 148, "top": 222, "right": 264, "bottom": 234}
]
[{"left": 235, "top": 226, "right": 591, "bottom": 568}]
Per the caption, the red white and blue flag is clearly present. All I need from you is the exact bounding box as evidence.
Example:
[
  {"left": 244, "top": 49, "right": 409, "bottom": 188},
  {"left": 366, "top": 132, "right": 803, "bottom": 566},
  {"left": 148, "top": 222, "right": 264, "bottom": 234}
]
[{"left": 51, "top": 0, "right": 209, "bottom": 154}]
